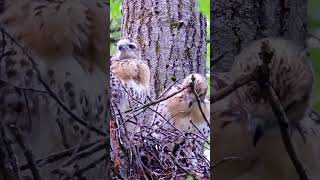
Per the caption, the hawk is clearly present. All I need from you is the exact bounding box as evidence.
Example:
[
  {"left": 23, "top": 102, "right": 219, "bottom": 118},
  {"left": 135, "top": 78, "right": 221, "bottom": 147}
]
[
  {"left": 0, "top": 1, "right": 108, "bottom": 179},
  {"left": 231, "top": 38, "right": 314, "bottom": 145},
  {"left": 212, "top": 38, "right": 320, "bottom": 180},
  {"left": 110, "top": 38, "right": 150, "bottom": 134},
  {"left": 152, "top": 73, "right": 210, "bottom": 162},
  {"left": 109, "top": 39, "right": 150, "bottom": 178}
]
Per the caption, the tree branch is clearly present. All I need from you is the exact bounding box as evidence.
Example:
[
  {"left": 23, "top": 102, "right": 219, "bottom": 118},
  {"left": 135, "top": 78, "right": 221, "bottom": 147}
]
[{"left": 8, "top": 124, "right": 41, "bottom": 180}]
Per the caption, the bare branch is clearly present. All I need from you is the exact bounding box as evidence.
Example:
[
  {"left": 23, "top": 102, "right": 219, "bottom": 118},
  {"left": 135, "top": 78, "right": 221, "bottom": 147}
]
[
  {"left": 20, "top": 138, "right": 107, "bottom": 171},
  {"left": 8, "top": 124, "right": 41, "bottom": 180},
  {"left": 258, "top": 40, "right": 309, "bottom": 180},
  {"left": 211, "top": 72, "right": 256, "bottom": 103}
]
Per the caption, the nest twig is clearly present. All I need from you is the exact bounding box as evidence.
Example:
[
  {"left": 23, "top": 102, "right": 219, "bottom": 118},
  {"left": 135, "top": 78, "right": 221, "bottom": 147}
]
[{"left": 110, "top": 80, "right": 210, "bottom": 179}]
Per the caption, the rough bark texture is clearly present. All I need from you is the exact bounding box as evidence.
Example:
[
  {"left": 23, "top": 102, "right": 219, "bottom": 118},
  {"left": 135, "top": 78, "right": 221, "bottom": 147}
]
[
  {"left": 212, "top": 0, "right": 308, "bottom": 72},
  {"left": 121, "top": 0, "right": 207, "bottom": 98}
]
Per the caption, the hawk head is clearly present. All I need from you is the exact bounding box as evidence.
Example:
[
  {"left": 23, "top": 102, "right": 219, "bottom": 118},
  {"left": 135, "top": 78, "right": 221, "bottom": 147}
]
[
  {"left": 181, "top": 73, "right": 208, "bottom": 107},
  {"left": 115, "top": 38, "right": 139, "bottom": 60}
]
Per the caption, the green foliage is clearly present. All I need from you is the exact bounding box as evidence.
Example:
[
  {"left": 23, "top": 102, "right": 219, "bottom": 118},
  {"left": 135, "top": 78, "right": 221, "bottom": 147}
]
[
  {"left": 110, "top": 0, "right": 122, "bottom": 54},
  {"left": 308, "top": 0, "right": 320, "bottom": 111},
  {"left": 187, "top": 175, "right": 195, "bottom": 180},
  {"left": 206, "top": 43, "right": 210, "bottom": 95},
  {"left": 110, "top": 0, "right": 121, "bottom": 20},
  {"left": 309, "top": 48, "right": 320, "bottom": 111},
  {"left": 198, "top": 0, "right": 210, "bottom": 19}
]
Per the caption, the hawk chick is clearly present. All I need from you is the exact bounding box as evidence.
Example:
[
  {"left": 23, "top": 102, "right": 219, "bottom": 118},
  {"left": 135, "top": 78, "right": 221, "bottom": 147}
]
[
  {"left": 212, "top": 69, "right": 320, "bottom": 180},
  {"left": 231, "top": 38, "right": 314, "bottom": 145},
  {"left": 110, "top": 38, "right": 150, "bottom": 179},
  {"left": 152, "top": 73, "right": 210, "bottom": 159},
  {"left": 110, "top": 38, "right": 150, "bottom": 133}
]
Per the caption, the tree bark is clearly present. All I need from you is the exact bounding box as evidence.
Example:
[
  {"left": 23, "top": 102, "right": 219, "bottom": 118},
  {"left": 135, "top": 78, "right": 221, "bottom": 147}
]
[
  {"left": 212, "top": 0, "right": 308, "bottom": 72},
  {"left": 121, "top": 0, "right": 207, "bottom": 98}
]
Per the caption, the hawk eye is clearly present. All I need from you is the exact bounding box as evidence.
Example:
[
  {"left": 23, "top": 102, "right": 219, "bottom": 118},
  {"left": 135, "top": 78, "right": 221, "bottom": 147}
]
[{"left": 129, "top": 44, "right": 136, "bottom": 49}]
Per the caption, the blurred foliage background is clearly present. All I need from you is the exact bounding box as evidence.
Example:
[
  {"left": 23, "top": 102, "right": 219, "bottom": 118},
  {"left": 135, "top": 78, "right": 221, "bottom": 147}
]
[{"left": 308, "top": 0, "right": 320, "bottom": 111}]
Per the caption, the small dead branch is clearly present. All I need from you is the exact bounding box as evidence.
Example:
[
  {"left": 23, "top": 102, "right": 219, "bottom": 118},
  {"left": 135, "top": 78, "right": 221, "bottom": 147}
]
[
  {"left": 61, "top": 153, "right": 107, "bottom": 180},
  {"left": 8, "top": 124, "right": 41, "bottom": 180},
  {"left": 258, "top": 40, "right": 309, "bottom": 180},
  {"left": 20, "top": 138, "right": 107, "bottom": 171},
  {"left": 56, "top": 118, "right": 70, "bottom": 149},
  {"left": 59, "top": 140, "right": 107, "bottom": 168},
  {"left": 0, "top": 123, "right": 20, "bottom": 180},
  {"left": 211, "top": 156, "right": 242, "bottom": 170},
  {"left": 125, "top": 85, "right": 191, "bottom": 113},
  {"left": 190, "top": 76, "right": 210, "bottom": 126},
  {"left": 211, "top": 72, "right": 256, "bottom": 103}
]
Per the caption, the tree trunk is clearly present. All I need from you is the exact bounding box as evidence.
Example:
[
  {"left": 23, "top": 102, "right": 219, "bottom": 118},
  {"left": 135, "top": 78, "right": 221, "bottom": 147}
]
[
  {"left": 212, "top": 0, "right": 308, "bottom": 72},
  {"left": 121, "top": 0, "right": 207, "bottom": 98}
]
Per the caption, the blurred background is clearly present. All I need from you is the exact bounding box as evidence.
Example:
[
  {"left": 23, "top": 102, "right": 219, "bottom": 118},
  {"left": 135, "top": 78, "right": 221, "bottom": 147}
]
[{"left": 308, "top": 0, "right": 320, "bottom": 111}]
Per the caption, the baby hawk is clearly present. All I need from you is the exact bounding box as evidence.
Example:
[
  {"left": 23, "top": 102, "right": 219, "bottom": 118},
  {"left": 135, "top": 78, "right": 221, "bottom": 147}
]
[
  {"left": 110, "top": 38, "right": 150, "bottom": 179},
  {"left": 212, "top": 39, "right": 320, "bottom": 180},
  {"left": 110, "top": 38, "right": 151, "bottom": 134},
  {"left": 152, "top": 73, "right": 210, "bottom": 159},
  {"left": 231, "top": 38, "right": 314, "bottom": 145}
]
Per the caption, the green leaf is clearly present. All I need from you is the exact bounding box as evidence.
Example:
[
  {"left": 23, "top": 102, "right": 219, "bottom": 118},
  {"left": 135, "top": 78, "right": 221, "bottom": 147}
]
[
  {"left": 310, "top": 48, "right": 320, "bottom": 111},
  {"left": 187, "top": 175, "right": 195, "bottom": 180},
  {"left": 111, "top": 0, "right": 122, "bottom": 20},
  {"left": 198, "top": 0, "right": 210, "bottom": 18}
]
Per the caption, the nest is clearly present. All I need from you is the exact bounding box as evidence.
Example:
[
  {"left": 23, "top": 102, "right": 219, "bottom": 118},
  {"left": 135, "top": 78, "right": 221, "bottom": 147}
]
[{"left": 110, "top": 107, "right": 210, "bottom": 180}]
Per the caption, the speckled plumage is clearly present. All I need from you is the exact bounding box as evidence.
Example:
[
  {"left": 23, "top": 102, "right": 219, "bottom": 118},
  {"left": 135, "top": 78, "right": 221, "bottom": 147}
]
[
  {"left": 110, "top": 38, "right": 150, "bottom": 133},
  {"left": 0, "top": 1, "right": 107, "bottom": 179},
  {"left": 212, "top": 38, "right": 319, "bottom": 180},
  {"left": 231, "top": 38, "right": 314, "bottom": 141},
  {"left": 152, "top": 73, "right": 210, "bottom": 159}
]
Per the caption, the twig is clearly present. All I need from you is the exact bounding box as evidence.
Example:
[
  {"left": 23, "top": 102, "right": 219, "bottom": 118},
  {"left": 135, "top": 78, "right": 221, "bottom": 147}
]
[
  {"left": 266, "top": 85, "right": 308, "bottom": 180},
  {"left": 211, "top": 156, "right": 242, "bottom": 170},
  {"left": 60, "top": 140, "right": 107, "bottom": 168},
  {"left": 258, "top": 40, "right": 309, "bottom": 180},
  {"left": 125, "top": 85, "right": 190, "bottom": 113},
  {"left": 0, "top": 123, "right": 20, "bottom": 179},
  {"left": 190, "top": 79, "right": 210, "bottom": 127},
  {"left": 189, "top": 120, "right": 209, "bottom": 144},
  {"left": 56, "top": 118, "right": 70, "bottom": 149},
  {"left": 61, "top": 153, "right": 107, "bottom": 180},
  {"left": 211, "top": 72, "right": 256, "bottom": 103},
  {"left": 22, "top": 90, "right": 32, "bottom": 131},
  {"left": 20, "top": 138, "right": 107, "bottom": 170},
  {"left": 8, "top": 124, "right": 41, "bottom": 180},
  {"left": 157, "top": 77, "right": 183, "bottom": 99},
  {"left": 0, "top": 79, "right": 48, "bottom": 94}
]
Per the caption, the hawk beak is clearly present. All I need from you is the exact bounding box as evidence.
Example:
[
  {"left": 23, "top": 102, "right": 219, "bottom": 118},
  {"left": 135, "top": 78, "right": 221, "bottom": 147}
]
[
  {"left": 184, "top": 95, "right": 193, "bottom": 108},
  {"left": 118, "top": 45, "right": 125, "bottom": 51}
]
